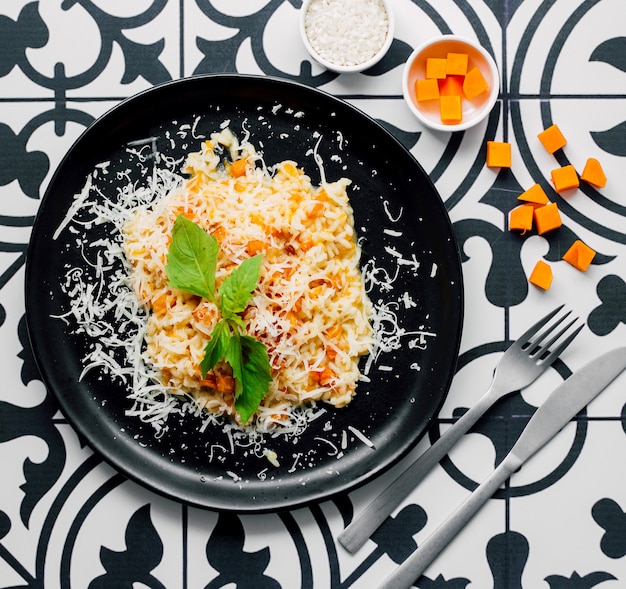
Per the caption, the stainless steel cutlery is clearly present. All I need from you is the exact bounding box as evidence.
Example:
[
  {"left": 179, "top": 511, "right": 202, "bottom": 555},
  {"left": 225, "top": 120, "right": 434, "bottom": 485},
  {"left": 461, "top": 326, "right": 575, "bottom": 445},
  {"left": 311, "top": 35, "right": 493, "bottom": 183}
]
[
  {"left": 378, "top": 346, "right": 626, "bottom": 589},
  {"left": 338, "top": 305, "right": 582, "bottom": 554}
]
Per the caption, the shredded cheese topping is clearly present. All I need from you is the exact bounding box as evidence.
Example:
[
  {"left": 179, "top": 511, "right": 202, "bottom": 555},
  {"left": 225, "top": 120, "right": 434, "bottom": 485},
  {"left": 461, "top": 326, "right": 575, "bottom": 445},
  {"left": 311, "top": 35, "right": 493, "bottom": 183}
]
[
  {"left": 51, "top": 119, "right": 435, "bottom": 457},
  {"left": 121, "top": 129, "right": 373, "bottom": 427}
]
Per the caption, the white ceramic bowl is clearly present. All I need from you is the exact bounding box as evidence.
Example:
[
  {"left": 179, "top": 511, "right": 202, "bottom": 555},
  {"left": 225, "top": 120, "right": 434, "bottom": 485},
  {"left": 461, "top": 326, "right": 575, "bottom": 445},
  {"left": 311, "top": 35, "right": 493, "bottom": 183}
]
[
  {"left": 299, "top": 0, "right": 394, "bottom": 74},
  {"left": 402, "top": 35, "right": 499, "bottom": 132}
]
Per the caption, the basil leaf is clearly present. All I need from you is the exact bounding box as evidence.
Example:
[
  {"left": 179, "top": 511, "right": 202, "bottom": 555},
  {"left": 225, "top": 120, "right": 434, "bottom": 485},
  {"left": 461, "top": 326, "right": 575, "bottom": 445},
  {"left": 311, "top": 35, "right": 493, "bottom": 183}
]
[
  {"left": 218, "top": 254, "right": 263, "bottom": 319},
  {"left": 200, "top": 320, "right": 231, "bottom": 377},
  {"left": 166, "top": 215, "right": 218, "bottom": 301},
  {"left": 233, "top": 335, "right": 272, "bottom": 425},
  {"left": 224, "top": 333, "right": 244, "bottom": 399},
  {"left": 164, "top": 217, "right": 272, "bottom": 424}
]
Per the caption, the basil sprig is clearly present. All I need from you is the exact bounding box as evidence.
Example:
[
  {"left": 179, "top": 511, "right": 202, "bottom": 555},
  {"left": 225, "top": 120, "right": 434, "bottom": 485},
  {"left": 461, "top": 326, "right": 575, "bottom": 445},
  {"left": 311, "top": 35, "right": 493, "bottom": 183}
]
[{"left": 165, "top": 215, "right": 271, "bottom": 424}]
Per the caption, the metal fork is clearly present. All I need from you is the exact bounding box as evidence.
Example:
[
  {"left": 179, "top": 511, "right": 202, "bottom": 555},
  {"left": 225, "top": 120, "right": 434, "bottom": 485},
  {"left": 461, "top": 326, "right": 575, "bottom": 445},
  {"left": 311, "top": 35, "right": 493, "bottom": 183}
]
[{"left": 337, "top": 305, "right": 583, "bottom": 553}]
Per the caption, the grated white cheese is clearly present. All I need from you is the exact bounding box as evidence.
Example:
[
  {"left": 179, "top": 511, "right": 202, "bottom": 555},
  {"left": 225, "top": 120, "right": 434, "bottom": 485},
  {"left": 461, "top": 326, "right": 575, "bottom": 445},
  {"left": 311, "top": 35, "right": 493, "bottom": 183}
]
[
  {"left": 347, "top": 425, "right": 374, "bottom": 448},
  {"left": 51, "top": 118, "right": 436, "bottom": 466},
  {"left": 304, "top": 0, "right": 389, "bottom": 67}
]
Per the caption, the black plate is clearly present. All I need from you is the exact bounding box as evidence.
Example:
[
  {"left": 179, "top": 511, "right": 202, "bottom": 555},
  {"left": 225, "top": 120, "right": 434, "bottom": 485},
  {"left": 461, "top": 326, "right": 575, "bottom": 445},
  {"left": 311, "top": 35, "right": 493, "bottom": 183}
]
[{"left": 25, "top": 74, "right": 463, "bottom": 512}]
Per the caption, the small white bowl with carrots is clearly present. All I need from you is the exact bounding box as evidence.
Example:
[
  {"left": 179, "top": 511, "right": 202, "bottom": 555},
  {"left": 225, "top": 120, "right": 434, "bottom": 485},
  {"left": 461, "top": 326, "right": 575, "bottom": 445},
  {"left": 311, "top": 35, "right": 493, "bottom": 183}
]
[{"left": 402, "top": 35, "right": 499, "bottom": 132}]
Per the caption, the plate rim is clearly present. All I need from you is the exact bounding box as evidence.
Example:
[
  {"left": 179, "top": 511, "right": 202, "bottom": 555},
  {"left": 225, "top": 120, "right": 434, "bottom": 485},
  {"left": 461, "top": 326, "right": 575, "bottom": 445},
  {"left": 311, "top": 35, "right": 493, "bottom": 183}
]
[{"left": 25, "top": 73, "right": 464, "bottom": 512}]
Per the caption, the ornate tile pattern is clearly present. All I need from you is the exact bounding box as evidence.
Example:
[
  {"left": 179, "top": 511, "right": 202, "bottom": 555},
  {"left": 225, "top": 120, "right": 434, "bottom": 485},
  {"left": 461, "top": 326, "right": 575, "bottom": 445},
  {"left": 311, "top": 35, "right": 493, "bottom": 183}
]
[{"left": 1, "top": 1, "right": 625, "bottom": 587}]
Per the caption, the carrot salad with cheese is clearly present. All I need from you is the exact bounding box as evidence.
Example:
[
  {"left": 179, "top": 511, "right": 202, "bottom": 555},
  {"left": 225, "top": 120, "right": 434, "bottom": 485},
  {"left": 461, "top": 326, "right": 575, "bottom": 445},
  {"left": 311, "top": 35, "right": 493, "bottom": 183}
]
[{"left": 122, "top": 129, "right": 373, "bottom": 427}]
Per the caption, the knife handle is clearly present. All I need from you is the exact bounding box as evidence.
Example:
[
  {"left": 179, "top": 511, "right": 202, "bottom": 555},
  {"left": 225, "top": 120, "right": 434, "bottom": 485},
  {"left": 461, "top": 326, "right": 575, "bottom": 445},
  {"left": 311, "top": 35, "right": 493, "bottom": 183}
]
[
  {"left": 378, "top": 457, "right": 518, "bottom": 589},
  {"left": 338, "top": 384, "right": 500, "bottom": 553}
]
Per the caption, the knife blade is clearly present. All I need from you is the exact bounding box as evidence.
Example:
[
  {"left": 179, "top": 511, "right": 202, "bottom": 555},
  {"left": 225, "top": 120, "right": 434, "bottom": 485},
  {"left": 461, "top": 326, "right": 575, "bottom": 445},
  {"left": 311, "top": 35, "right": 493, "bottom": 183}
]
[{"left": 378, "top": 346, "right": 626, "bottom": 589}]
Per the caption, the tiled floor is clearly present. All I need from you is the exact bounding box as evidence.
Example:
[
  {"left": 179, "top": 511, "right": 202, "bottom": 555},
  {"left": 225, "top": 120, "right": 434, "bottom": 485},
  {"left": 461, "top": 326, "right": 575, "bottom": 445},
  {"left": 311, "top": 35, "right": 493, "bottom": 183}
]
[{"left": 1, "top": 1, "right": 625, "bottom": 587}]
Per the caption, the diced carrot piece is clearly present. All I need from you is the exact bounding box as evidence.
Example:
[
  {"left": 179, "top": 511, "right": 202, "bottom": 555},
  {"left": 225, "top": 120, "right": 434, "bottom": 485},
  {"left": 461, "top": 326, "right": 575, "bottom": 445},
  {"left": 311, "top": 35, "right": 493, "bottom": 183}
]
[
  {"left": 518, "top": 183, "right": 550, "bottom": 205},
  {"left": 551, "top": 164, "right": 579, "bottom": 192},
  {"left": 230, "top": 158, "right": 247, "bottom": 178},
  {"left": 529, "top": 260, "right": 553, "bottom": 290},
  {"left": 580, "top": 157, "right": 607, "bottom": 188},
  {"left": 185, "top": 173, "right": 204, "bottom": 194},
  {"left": 426, "top": 57, "right": 447, "bottom": 79},
  {"left": 509, "top": 204, "right": 534, "bottom": 233},
  {"left": 446, "top": 52, "right": 469, "bottom": 76},
  {"left": 439, "top": 75, "right": 464, "bottom": 96},
  {"left": 151, "top": 293, "right": 169, "bottom": 315},
  {"left": 562, "top": 240, "right": 596, "bottom": 271},
  {"left": 310, "top": 366, "right": 335, "bottom": 386},
  {"left": 212, "top": 225, "right": 226, "bottom": 243},
  {"left": 215, "top": 371, "right": 235, "bottom": 393},
  {"left": 440, "top": 95, "right": 463, "bottom": 124},
  {"left": 245, "top": 240, "right": 266, "bottom": 255},
  {"left": 281, "top": 162, "right": 300, "bottom": 177},
  {"left": 199, "top": 372, "right": 216, "bottom": 389},
  {"left": 463, "top": 66, "right": 489, "bottom": 99},
  {"left": 306, "top": 202, "right": 325, "bottom": 218},
  {"left": 415, "top": 78, "right": 440, "bottom": 102},
  {"left": 537, "top": 124, "right": 567, "bottom": 154},
  {"left": 486, "top": 141, "right": 511, "bottom": 168},
  {"left": 534, "top": 202, "right": 562, "bottom": 235}
]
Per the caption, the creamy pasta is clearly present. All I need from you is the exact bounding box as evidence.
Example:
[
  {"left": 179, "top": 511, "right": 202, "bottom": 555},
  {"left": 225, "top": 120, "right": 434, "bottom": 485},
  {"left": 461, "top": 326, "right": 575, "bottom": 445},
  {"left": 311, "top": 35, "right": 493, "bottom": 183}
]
[{"left": 122, "top": 129, "right": 373, "bottom": 427}]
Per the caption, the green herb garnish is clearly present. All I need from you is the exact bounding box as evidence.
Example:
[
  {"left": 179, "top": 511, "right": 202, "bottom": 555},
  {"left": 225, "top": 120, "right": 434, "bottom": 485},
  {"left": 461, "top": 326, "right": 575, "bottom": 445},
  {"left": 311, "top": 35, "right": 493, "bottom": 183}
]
[{"left": 165, "top": 215, "right": 271, "bottom": 424}]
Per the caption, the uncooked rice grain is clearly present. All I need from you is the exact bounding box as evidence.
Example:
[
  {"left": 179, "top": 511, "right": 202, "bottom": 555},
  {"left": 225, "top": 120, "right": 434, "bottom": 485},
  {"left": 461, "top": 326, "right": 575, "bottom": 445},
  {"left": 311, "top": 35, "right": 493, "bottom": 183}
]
[{"left": 304, "top": 0, "right": 389, "bottom": 67}]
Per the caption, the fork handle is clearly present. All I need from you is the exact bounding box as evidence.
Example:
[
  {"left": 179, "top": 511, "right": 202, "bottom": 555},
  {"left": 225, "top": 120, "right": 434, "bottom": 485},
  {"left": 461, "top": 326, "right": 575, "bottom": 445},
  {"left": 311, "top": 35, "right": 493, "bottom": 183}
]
[
  {"left": 337, "top": 384, "right": 501, "bottom": 553},
  {"left": 378, "top": 457, "right": 518, "bottom": 589}
]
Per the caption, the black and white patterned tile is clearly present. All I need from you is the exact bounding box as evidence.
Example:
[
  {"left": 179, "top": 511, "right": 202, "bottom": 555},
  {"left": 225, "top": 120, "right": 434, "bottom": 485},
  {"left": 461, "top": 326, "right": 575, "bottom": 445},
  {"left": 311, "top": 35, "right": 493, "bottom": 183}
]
[{"left": 1, "top": 1, "right": 625, "bottom": 587}]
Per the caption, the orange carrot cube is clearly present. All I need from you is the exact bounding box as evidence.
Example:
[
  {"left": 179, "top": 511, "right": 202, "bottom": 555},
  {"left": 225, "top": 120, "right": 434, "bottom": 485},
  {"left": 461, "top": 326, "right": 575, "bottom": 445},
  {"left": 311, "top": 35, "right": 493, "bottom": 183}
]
[
  {"left": 537, "top": 124, "right": 567, "bottom": 154},
  {"left": 439, "top": 75, "right": 465, "bottom": 96},
  {"left": 440, "top": 95, "right": 463, "bottom": 124},
  {"left": 415, "top": 78, "right": 440, "bottom": 102},
  {"left": 580, "top": 157, "right": 607, "bottom": 188},
  {"left": 518, "top": 183, "right": 549, "bottom": 205},
  {"left": 463, "top": 66, "right": 489, "bottom": 99},
  {"left": 551, "top": 164, "right": 579, "bottom": 192},
  {"left": 446, "top": 52, "right": 469, "bottom": 76},
  {"left": 426, "top": 57, "right": 447, "bottom": 79},
  {"left": 562, "top": 240, "right": 596, "bottom": 271},
  {"left": 509, "top": 204, "right": 534, "bottom": 233},
  {"left": 230, "top": 158, "right": 247, "bottom": 177},
  {"left": 529, "top": 260, "right": 553, "bottom": 290},
  {"left": 534, "top": 202, "right": 562, "bottom": 235},
  {"left": 486, "top": 141, "right": 511, "bottom": 168}
]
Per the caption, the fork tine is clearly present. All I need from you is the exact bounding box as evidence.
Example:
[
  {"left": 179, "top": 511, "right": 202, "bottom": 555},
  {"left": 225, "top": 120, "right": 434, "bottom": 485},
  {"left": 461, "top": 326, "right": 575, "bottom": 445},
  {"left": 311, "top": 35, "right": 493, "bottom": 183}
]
[
  {"left": 527, "top": 310, "right": 573, "bottom": 353},
  {"left": 536, "top": 317, "right": 579, "bottom": 354},
  {"left": 539, "top": 322, "right": 584, "bottom": 366},
  {"left": 516, "top": 304, "right": 564, "bottom": 347}
]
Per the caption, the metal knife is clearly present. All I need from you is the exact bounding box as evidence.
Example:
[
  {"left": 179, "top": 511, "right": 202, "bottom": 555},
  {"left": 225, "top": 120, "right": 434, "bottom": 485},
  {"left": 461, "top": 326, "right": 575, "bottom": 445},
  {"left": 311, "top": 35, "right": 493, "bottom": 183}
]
[{"left": 378, "top": 346, "right": 626, "bottom": 589}]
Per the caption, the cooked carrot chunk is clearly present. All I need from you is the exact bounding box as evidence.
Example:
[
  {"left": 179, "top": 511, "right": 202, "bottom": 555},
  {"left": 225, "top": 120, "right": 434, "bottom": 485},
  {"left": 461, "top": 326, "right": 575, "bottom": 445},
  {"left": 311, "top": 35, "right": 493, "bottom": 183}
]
[
  {"left": 537, "top": 124, "right": 567, "bottom": 154},
  {"left": 509, "top": 204, "right": 534, "bottom": 233},
  {"left": 230, "top": 158, "right": 247, "bottom": 178},
  {"left": 440, "top": 95, "right": 462, "bottom": 124},
  {"left": 562, "top": 240, "right": 596, "bottom": 271},
  {"left": 415, "top": 78, "right": 440, "bottom": 102},
  {"left": 534, "top": 202, "right": 562, "bottom": 235},
  {"left": 518, "top": 183, "right": 550, "bottom": 205},
  {"left": 463, "top": 66, "right": 489, "bottom": 99},
  {"left": 580, "top": 157, "right": 607, "bottom": 188},
  {"left": 426, "top": 57, "right": 447, "bottom": 79},
  {"left": 245, "top": 240, "right": 267, "bottom": 255},
  {"left": 486, "top": 141, "right": 511, "bottom": 168},
  {"left": 529, "top": 260, "right": 553, "bottom": 290},
  {"left": 551, "top": 164, "right": 579, "bottom": 192},
  {"left": 446, "top": 52, "right": 469, "bottom": 76}
]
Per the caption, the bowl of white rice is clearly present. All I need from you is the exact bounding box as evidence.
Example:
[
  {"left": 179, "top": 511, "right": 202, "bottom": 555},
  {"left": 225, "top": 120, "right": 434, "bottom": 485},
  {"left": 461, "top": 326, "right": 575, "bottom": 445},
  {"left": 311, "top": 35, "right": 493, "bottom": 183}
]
[{"left": 300, "top": 0, "right": 394, "bottom": 73}]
